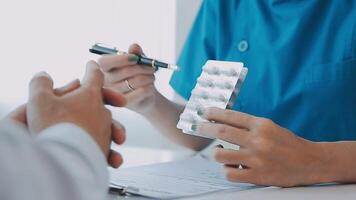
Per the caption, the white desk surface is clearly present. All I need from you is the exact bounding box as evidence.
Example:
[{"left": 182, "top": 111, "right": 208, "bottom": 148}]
[{"left": 109, "top": 146, "right": 356, "bottom": 200}]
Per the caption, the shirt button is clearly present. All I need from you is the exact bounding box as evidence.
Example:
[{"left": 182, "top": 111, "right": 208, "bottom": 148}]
[{"left": 237, "top": 40, "right": 249, "bottom": 52}]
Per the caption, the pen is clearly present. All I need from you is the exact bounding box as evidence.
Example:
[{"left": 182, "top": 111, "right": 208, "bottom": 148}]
[{"left": 89, "top": 43, "right": 179, "bottom": 71}]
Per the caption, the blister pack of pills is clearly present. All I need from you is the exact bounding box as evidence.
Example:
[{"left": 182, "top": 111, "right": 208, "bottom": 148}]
[{"left": 176, "top": 60, "right": 248, "bottom": 139}]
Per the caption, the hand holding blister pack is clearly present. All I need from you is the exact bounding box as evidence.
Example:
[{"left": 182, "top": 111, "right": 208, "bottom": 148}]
[{"left": 177, "top": 60, "right": 248, "bottom": 139}]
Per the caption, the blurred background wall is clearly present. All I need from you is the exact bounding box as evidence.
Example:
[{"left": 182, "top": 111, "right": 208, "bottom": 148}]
[{"left": 0, "top": 0, "right": 202, "bottom": 150}]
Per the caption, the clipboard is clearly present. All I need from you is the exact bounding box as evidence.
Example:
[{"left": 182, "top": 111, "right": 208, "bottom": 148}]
[{"left": 109, "top": 156, "right": 256, "bottom": 199}]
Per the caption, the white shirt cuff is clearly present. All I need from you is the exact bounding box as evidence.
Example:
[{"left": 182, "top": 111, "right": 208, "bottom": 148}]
[{"left": 36, "top": 123, "right": 109, "bottom": 188}]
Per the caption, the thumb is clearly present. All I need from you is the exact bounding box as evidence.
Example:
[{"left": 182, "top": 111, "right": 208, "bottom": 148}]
[
  {"left": 29, "top": 71, "right": 54, "bottom": 99},
  {"left": 128, "top": 43, "right": 144, "bottom": 55}
]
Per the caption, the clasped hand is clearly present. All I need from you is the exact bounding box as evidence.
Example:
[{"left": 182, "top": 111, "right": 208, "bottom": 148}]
[{"left": 6, "top": 61, "right": 126, "bottom": 168}]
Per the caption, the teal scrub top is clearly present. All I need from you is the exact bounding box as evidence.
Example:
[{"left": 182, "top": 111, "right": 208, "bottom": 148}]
[{"left": 170, "top": 0, "right": 356, "bottom": 142}]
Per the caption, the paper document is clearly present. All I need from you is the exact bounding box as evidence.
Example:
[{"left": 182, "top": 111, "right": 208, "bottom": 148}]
[{"left": 109, "top": 156, "right": 256, "bottom": 199}]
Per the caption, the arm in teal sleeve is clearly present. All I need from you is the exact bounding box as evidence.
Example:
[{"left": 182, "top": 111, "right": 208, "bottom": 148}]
[{"left": 170, "top": 0, "right": 218, "bottom": 99}]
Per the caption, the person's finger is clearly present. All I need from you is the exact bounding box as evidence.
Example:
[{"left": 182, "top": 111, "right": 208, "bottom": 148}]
[
  {"left": 224, "top": 166, "right": 251, "bottom": 183},
  {"left": 54, "top": 79, "right": 80, "bottom": 96},
  {"left": 108, "top": 150, "right": 123, "bottom": 168},
  {"left": 82, "top": 61, "right": 104, "bottom": 89},
  {"left": 124, "top": 84, "right": 155, "bottom": 103},
  {"left": 107, "top": 75, "right": 155, "bottom": 94},
  {"left": 203, "top": 107, "right": 257, "bottom": 130},
  {"left": 213, "top": 148, "right": 251, "bottom": 166},
  {"left": 193, "top": 122, "right": 250, "bottom": 146},
  {"left": 104, "top": 66, "right": 155, "bottom": 84},
  {"left": 6, "top": 104, "right": 27, "bottom": 125},
  {"left": 98, "top": 54, "right": 139, "bottom": 72},
  {"left": 111, "top": 119, "right": 126, "bottom": 145},
  {"left": 102, "top": 88, "right": 127, "bottom": 107},
  {"left": 128, "top": 43, "right": 144, "bottom": 55},
  {"left": 29, "top": 71, "right": 54, "bottom": 99}
]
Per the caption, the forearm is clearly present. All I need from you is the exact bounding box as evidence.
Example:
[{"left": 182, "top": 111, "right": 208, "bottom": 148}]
[
  {"left": 0, "top": 121, "right": 108, "bottom": 200},
  {"left": 317, "top": 141, "right": 356, "bottom": 183},
  {"left": 143, "top": 92, "right": 212, "bottom": 151}
]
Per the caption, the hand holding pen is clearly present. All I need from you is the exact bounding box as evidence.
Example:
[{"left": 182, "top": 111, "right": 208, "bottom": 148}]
[
  {"left": 95, "top": 43, "right": 165, "bottom": 114},
  {"left": 91, "top": 43, "right": 179, "bottom": 71}
]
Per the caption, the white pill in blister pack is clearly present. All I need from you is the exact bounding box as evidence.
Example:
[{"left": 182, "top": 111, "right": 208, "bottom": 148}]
[{"left": 176, "top": 60, "right": 248, "bottom": 139}]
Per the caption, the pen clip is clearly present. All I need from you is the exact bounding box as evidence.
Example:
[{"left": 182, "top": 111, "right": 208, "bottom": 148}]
[
  {"left": 90, "top": 43, "right": 126, "bottom": 55},
  {"left": 109, "top": 185, "right": 140, "bottom": 197}
]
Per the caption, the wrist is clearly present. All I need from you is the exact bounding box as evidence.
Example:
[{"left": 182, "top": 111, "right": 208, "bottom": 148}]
[
  {"left": 140, "top": 91, "right": 167, "bottom": 117},
  {"left": 310, "top": 142, "right": 342, "bottom": 184}
]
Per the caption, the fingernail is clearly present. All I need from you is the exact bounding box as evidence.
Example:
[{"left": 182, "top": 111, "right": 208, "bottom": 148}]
[
  {"left": 87, "top": 60, "right": 97, "bottom": 65},
  {"left": 34, "top": 71, "right": 52, "bottom": 82},
  {"left": 128, "top": 55, "right": 139, "bottom": 63},
  {"left": 35, "top": 71, "right": 50, "bottom": 78},
  {"left": 191, "top": 124, "right": 198, "bottom": 132}
]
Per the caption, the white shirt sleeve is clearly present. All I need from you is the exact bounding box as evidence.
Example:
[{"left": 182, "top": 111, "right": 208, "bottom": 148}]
[{"left": 0, "top": 119, "right": 109, "bottom": 200}]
